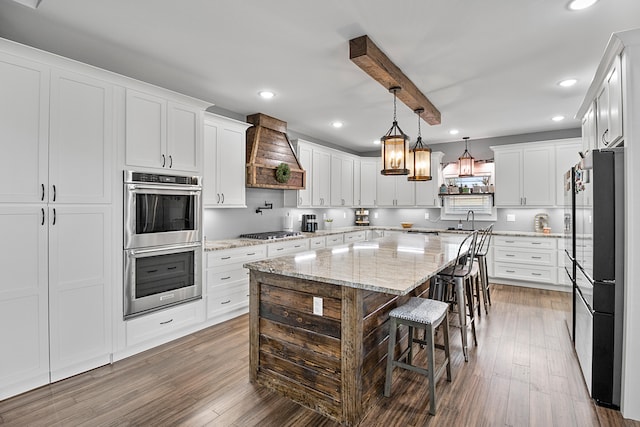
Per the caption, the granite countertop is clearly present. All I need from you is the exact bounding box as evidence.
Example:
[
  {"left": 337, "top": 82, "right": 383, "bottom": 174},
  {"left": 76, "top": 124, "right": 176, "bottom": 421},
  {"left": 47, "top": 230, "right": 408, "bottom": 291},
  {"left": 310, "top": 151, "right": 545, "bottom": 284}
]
[
  {"left": 204, "top": 226, "right": 563, "bottom": 251},
  {"left": 244, "top": 233, "right": 466, "bottom": 295}
]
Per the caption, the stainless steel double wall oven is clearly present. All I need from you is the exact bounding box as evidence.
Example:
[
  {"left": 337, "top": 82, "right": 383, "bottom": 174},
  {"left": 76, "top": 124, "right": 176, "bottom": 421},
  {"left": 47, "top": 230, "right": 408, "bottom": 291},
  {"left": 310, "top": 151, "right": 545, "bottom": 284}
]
[{"left": 123, "top": 171, "right": 202, "bottom": 319}]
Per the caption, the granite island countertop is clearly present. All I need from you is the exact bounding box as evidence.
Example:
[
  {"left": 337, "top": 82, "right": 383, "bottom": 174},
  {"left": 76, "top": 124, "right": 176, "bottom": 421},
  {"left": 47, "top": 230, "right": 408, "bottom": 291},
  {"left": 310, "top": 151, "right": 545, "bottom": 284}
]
[
  {"left": 243, "top": 233, "right": 466, "bottom": 295},
  {"left": 205, "top": 225, "right": 563, "bottom": 251}
]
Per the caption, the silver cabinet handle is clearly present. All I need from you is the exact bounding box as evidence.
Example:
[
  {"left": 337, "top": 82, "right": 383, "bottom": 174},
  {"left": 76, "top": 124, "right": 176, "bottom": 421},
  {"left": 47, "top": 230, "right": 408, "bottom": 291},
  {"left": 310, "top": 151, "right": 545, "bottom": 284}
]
[
  {"left": 221, "top": 276, "right": 231, "bottom": 280},
  {"left": 506, "top": 269, "right": 516, "bottom": 273},
  {"left": 531, "top": 242, "right": 542, "bottom": 245},
  {"left": 531, "top": 256, "right": 542, "bottom": 259},
  {"left": 221, "top": 256, "right": 231, "bottom": 260},
  {"left": 217, "top": 193, "right": 220, "bottom": 203},
  {"left": 531, "top": 273, "right": 542, "bottom": 276},
  {"left": 160, "top": 319, "right": 173, "bottom": 325},
  {"left": 52, "top": 185, "right": 56, "bottom": 202},
  {"left": 41, "top": 184, "right": 45, "bottom": 201},
  {"left": 221, "top": 193, "right": 225, "bottom": 204},
  {"left": 505, "top": 254, "right": 515, "bottom": 257},
  {"left": 162, "top": 154, "right": 166, "bottom": 167},
  {"left": 41, "top": 208, "right": 45, "bottom": 225},
  {"left": 52, "top": 208, "right": 56, "bottom": 225},
  {"left": 602, "top": 129, "right": 610, "bottom": 146},
  {"left": 221, "top": 300, "right": 231, "bottom": 305},
  {"left": 169, "top": 155, "right": 173, "bottom": 168},
  {"left": 246, "top": 252, "right": 256, "bottom": 256}
]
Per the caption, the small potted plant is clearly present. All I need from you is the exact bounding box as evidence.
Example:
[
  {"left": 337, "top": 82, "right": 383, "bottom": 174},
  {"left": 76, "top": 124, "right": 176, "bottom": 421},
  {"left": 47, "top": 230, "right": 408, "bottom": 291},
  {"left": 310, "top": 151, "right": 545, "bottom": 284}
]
[{"left": 324, "top": 218, "right": 333, "bottom": 230}]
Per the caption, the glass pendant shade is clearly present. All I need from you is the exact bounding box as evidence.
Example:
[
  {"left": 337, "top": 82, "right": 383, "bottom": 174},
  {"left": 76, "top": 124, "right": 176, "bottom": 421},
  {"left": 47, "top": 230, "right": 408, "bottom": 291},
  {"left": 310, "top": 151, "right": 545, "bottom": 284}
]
[
  {"left": 408, "top": 109, "right": 432, "bottom": 181},
  {"left": 380, "top": 87, "right": 409, "bottom": 176},
  {"left": 458, "top": 137, "right": 475, "bottom": 177}
]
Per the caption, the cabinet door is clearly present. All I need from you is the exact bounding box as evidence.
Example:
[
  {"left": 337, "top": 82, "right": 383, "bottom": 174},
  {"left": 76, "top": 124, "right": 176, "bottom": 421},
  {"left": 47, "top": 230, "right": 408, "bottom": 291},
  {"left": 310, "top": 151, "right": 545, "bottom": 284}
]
[
  {"left": 0, "top": 206, "right": 49, "bottom": 400},
  {"left": 353, "top": 159, "right": 361, "bottom": 206},
  {"left": 376, "top": 170, "right": 396, "bottom": 207},
  {"left": 167, "top": 101, "right": 200, "bottom": 172},
  {"left": 49, "top": 70, "right": 113, "bottom": 204},
  {"left": 297, "top": 144, "right": 312, "bottom": 207},
  {"left": 216, "top": 125, "right": 246, "bottom": 207},
  {"left": 341, "top": 157, "right": 354, "bottom": 206},
  {"left": 605, "top": 56, "right": 623, "bottom": 146},
  {"left": 494, "top": 150, "right": 522, "bottom": 206},
  {"left": 555, "top": 141, "right": 581, "bottom": 206},
  {"left": 202, "top": 119, "right": 219, "bottom": 206},
  {"left": 0, "top": 53, "right": 49, "bottom": 203},
  {"left": 415, "top": 152, "right": 443, "bottom": 207},
  {"left": 395, "top": 176, "right": 415, "bottom": 206},
  {"left": 360, "top": 160, "right": 377, "bottom": 207},
  {"left": 330, "top": 155, "right": 343, "bottom": 206},
  {"left": 125, "top": 89, "right": 166, "bottom": 169},
  {"left": 48, "top": 205, "right": 111, "bottom": 382},
  {"left": 582, "top": 103, "right": 597, "bottom": 154},
  {"left": 523, "top": 146, "right": 554, "bottom": 206},
  {"left": 312, "top": 149, "right": 331, "bottom": 206}
]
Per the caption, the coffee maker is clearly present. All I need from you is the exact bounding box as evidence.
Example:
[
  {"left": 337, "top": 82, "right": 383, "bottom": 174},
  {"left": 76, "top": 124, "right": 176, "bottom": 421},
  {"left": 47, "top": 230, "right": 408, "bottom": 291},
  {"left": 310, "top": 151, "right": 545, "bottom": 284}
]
[{"left": 302, "top": 214, "right": 318, "bottom": 232}]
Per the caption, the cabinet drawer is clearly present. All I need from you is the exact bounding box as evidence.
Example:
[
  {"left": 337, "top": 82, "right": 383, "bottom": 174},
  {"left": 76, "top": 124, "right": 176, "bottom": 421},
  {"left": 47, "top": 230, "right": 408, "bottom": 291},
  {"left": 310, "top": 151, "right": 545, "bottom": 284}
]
[
  {"left": 344, "top": 231, "right": 366, "bottom": 243},
  {"left": 207, "top": 283, "right": 249, "bottom": 316},
  {"left": 309, "top": 236, "right": 326, "bottom": 249},
  {"left": 207, "top": 267, "right": 249, "bottom": 286},
  {"left": 126, "top": 300, "right": 204, "bottom": 346},
  {"left": 493, "top": 236, "right": 556, "bottom": 250},
  {"left": 493, "top": 247, "right": 554, "bottom": 266},
  {"left": 325, "top": 234, "right": 344, "bottom": 247},
  {"left": 267, "top": 239, "right": 310, "bottom": 257},
  {"left": 494, "top": 263, "right": 556, "bottom": 284},
  {"left": 207, "top": 246, "right": 266, "bottom": 269}
]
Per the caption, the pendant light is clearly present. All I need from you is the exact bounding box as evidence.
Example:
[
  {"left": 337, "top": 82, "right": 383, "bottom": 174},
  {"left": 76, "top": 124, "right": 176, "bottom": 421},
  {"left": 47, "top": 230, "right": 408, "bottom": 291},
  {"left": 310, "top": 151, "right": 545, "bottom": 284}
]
[
  {"left": 380, "top": 87, "right": 409, "bottom": 175},
  {"left": 407, "top": 108, "right": 432, "bottom": 181},
  {"left": 458, "top": 136, "right": 475, "bottom": 177}
]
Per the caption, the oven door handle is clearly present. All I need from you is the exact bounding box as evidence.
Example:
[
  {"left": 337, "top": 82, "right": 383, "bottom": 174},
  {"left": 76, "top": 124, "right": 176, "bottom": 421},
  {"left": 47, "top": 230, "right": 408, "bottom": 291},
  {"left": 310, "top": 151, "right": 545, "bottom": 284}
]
[
  {"left": 127, "top": 242, "right": 201, "bottom": 256},
  {"left": 127, "top": 183, "right": 202, "bottom": 192}
]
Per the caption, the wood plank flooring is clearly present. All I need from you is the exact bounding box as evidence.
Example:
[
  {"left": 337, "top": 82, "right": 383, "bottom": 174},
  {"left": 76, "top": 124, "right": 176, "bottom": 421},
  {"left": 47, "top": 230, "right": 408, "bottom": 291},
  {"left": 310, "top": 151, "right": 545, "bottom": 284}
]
[{"left": 1, "top": 284, "right": 638, "bottom": 426}]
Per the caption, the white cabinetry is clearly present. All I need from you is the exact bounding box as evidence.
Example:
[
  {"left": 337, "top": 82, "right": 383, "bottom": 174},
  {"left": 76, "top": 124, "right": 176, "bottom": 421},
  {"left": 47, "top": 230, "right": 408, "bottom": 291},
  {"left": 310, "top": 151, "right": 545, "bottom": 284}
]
[
  {"left": 267, "top": 239, "right": 310, "bottom": 257},
  {"left": 582, "top": 103, "right": 597, "bottom": 154},
  {"left": 376, "top": 163, "right": 415, "bottom": 207},
  {"left": 203, "top": 113, "right": 250, "bottom": 208},
  {"left": 359, "top": 160, "right": 378, "bottom": 207},
  {"left": 344, "top": 230, "right": 366, "bottom": 243},
  {"left": 206, "top": 246, "right": 266, "bottom": 323},
  {"left": 331, "top": 154, "right": 354, "bottom": 207},
  {"left": 491, "top": 236, "right": 558, "bottom": 286},
  {"left": 415, "top": 152, "right": 444, "bottom": 207},
  {"left": 493, "top": 143, "right": 555, "bottom": 207},
  {"left": 126, "top": 300, "right": 205, "bottom": 347},
  {"left": 325, "top": 234, "right": 345, "bottom": 247},
  {"left": 595, "top": 55, "right": 623, "bottom": 148},
  {"left": 554, "top": 139, "right": 582, "bottom": 206},
  {"left": 125, "top": 89, "right": 202, "bottom": 173},
  {"left": 284, "top": 140, "right": 313, "bottom": 208},
  {"left": 312, "top": 148, "right": 331, "bottom": 207}
]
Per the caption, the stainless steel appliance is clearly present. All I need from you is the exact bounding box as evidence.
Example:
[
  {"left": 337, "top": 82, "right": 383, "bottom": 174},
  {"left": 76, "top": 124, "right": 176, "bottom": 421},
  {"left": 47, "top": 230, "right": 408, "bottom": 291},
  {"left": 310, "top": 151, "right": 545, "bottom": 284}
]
[
  {"left": 239, "top": 231, "right": 302, "bottom": 240},
  {"left": 568, "top": 148, "right": 625, "bottom": 408},
  {"left": 302, "top": 214, "right": 318, "bottom": 232},
  {"left": 123, "top": 171, "right": 203, "bottom": 319},
  {"left": 124, "top": 243, "right": 202, "bottom": 318},
  {"left": 124, "top": 171, "right": 202, "bottom": 249}
]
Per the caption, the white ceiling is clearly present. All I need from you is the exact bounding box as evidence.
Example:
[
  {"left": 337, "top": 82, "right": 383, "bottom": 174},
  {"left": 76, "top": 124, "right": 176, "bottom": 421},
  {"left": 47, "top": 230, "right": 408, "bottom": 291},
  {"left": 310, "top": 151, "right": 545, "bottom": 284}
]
[{"left": 1, "top": 0, "right": 640, "bottom": 153}]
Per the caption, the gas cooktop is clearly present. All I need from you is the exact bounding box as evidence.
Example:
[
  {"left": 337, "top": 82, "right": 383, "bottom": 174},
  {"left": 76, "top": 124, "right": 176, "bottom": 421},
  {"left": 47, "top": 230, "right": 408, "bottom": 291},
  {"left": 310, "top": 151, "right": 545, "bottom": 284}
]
[{"left": 238, "top": 231, "right": 302, "bottom": 240}]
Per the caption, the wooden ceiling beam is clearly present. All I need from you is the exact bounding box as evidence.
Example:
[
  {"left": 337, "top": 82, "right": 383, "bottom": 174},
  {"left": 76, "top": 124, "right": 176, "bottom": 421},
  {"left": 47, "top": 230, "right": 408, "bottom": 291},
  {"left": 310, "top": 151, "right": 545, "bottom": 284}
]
[{"left": 349, "top": 35, "right": 441, "bottom": 125}]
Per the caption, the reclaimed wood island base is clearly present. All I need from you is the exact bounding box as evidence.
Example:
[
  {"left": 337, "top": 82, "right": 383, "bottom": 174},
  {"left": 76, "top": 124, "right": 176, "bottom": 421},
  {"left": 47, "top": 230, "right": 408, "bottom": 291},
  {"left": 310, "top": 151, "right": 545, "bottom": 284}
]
[{"left": 245, "top": 234, "right": 467, "bottom": 425}]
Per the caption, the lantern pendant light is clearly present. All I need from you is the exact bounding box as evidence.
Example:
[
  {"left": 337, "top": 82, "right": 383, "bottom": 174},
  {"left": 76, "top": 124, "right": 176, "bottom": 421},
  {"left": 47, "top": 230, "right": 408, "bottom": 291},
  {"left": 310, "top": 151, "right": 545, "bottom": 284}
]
[
  {"left": 407, "top": 108, "right": 432, "bottom": 181},
  {"left": 380, "top": 87, "right": 410, "bottom": 175},
  {"left": 458, "top": 136, "right": 475, "bottom": 177}
]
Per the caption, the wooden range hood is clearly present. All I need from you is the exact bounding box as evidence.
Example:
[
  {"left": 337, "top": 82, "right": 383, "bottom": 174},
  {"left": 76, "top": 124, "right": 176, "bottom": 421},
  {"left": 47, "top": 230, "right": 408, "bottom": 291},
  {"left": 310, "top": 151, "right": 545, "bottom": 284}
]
[{"left": 245, "top": 113, "right": 306, "bottom": 190}]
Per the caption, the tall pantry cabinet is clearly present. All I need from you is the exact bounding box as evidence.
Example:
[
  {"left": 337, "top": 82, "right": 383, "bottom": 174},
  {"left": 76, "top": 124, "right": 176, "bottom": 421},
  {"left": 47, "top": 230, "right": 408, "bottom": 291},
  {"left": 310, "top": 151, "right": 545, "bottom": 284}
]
[{"left": 0, "top": 48, "right": 113, "bottom": 399}]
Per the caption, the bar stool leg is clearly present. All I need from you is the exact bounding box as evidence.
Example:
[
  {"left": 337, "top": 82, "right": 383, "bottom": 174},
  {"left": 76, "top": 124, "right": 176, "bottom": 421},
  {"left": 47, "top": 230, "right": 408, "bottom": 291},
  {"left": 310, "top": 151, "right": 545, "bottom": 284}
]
[
  {"left": 384, "top": 317, "right": 398, "bottom": 397},
  {"left": 407, "top": 325, "right": 414, "bottom": 365},
  {"left": 454, "top": 277, "right": 468, "bottom": 361},
  {"left": 478, "top": 255, "right": 490, "bottom": 313},
  {"left": 465, "top": 276, "right": 478, "bottom": 346},
  {"left": 443, "top": 313, "right": 452, "bottom": 381},
  {"left": 425, "top": 323, "right": 437, "bottom": 415}
]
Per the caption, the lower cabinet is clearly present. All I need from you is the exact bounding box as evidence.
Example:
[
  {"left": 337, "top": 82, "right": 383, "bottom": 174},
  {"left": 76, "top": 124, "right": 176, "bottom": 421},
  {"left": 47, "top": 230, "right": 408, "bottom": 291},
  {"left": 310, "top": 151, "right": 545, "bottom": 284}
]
[
  {"left": 490, "top": 235, "right": 563, "bottom": 288},
  {"left": 126, "top": 300, "right": 205, "bottom": 347},
  {"left": 344, "top": 230, "right": 366, "bottom": 243}
]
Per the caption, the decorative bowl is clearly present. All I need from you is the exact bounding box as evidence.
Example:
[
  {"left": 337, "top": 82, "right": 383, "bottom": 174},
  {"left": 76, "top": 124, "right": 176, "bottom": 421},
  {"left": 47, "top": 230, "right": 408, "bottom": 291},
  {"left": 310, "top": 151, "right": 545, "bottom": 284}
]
[{"left": 401, "top": 222, "right": 413, "bottom": 229}]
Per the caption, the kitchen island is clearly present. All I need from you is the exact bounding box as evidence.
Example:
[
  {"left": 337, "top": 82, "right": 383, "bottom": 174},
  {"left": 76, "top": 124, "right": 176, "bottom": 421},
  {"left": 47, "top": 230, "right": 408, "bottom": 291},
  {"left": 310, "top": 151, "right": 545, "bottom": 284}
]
[{"left": 245, "top": 233, "right": 466, "bottom": 426}]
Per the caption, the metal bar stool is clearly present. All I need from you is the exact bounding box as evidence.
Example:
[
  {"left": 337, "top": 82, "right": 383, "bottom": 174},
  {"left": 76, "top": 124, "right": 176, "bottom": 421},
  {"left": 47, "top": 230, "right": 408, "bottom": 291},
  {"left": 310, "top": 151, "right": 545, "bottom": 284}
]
[
  {"left": 432, "top": 230, "right": 479, "bottom": 361},
  {"left": 475, "top": 224, "right": 494, "bottom": 309},
  {"left": 384, "top": 297, "right": 452, "bottom": 415}
]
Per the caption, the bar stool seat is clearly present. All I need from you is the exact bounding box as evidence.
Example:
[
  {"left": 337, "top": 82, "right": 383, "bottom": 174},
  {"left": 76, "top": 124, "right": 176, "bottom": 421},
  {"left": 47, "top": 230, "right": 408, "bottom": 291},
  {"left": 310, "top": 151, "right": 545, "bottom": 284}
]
[{"left": 384, "top": 297, "right": 452, "bottom": 415}]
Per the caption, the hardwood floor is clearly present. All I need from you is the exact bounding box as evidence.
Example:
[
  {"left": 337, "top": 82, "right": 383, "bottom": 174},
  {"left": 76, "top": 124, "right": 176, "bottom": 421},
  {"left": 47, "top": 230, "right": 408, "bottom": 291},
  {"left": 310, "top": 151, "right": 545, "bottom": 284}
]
[{"left": 0, "top": 284, "right": 637, "bottom": 426}]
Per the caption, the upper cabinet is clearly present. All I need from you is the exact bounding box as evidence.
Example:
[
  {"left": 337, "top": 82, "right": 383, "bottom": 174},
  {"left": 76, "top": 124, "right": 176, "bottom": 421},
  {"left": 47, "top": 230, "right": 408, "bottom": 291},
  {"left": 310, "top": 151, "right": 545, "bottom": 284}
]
[
  {"left": 125, "top": 89, "right": 202, "bottom": 173},
  {"left": 312, "top": 148, "right": 331, "bottom": 207},
  {"left": 359, "top": 160, "right": 378, "bottom": 207},
  {"left": 595, "top": 55, "right": 623, "bottom": 149},
  {"left": 376, "top": 159, "right": 415, "bottom": 207},
  {"left": 554, "top": 139, "right": 582, "bottom": 206},
  {"left": 330, "top": 153, "right": 354, "bottom": 207},
  {"left": 493, "top": 143, "right": 556, "bottom": 207},
  {"left": 203, "top": 113, "right": 250, "bottom": 208},
  {"left": 581, "top": 102, "right": 597, "bottom": 154},
  {"left": 415, "top": 152, "right": 444, "bottom": 207}
]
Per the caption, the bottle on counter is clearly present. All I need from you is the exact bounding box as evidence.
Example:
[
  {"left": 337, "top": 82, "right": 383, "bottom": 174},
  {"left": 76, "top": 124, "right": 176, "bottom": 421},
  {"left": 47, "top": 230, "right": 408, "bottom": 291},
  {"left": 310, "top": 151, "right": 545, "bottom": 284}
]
[{"left": 457, "top": 219, "right": 463, "bottom": 230}]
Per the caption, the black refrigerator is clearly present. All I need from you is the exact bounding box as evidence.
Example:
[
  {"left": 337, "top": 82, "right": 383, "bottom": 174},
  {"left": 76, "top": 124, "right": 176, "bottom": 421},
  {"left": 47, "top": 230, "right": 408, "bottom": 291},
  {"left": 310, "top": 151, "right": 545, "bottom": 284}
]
[{"left": 566, "top": 148, "right": 625, "bottom": 409}]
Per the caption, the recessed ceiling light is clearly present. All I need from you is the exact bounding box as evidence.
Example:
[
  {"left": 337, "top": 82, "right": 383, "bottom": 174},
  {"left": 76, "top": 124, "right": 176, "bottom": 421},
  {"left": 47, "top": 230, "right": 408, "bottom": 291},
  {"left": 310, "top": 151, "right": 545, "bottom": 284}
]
[
  {"left": 258, "top": 90, "right": 275, "bottom": 99},
  {"left": 552, "top": 115, "right": 565, "bottom": 122},
  {"left": 568, "top": 0, "right": 598, "bottom": 10},
  {"left": 373, "top": 139, "right": 381, "bottom": 145},
  {"left": 558, "top": 78, "right": 578, "bottom": 87},
  {"left": 331, "top": 121, "right": 344, "bottom": 128},
  {"left": 449, "top": 129, "right": 460, "bottom": 135}
]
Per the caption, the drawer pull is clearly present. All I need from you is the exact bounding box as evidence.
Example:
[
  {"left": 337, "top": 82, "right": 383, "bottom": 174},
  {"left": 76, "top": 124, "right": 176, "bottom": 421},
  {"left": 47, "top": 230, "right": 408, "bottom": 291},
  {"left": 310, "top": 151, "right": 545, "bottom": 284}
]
[
  {"left": 277, "top": 248, "right": 284, "bottom": 251},
  {"left": 147, "top": 269, "right": 158, "bottom": 273},
  {"left": 531, "top": 273, "right": 542, "bottom": 276},
  {"left": 506, "top": 270, "right": 516, "bottom": 273},
  {"left": 531, "top": 242, "right": 542, "bottom": 245},
  {"left": 221, "top": 276, "right": 231, "bottom": 280},
  {"left": 531, "top": 256, "right": 542, "bottom": 259},
  {"left": 221, "top": 256, "right": 231, "bottom": 260},
  {"left": 505, "top": 254, "right": 515, "bottom": 257},
  {"left": 247, "top": 252, "right": 256, "bottom": 256},
  {"left": 505, "top": 240, "right": 515, "bottom": 243},
  {"left": 294, "top": 245, "right": 302, "bottom": 248},
  {"left": 221, "top": 300, "right": 231, "bottom": 305},
  {"left": 160, "top": 319, "right": 173, "bottom": 325},
  {"left": 167, "top": 266, "right": 177, "bottom": 270}
]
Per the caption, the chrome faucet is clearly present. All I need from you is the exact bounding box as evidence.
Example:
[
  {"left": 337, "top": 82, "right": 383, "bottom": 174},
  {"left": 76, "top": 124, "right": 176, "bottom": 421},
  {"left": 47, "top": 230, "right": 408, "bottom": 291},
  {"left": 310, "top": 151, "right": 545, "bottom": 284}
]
[{"left": 466, "top": 210, "right": 475, "bottom": 230}]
